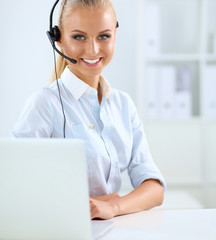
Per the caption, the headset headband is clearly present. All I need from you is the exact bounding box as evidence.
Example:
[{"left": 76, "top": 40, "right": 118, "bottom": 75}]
[{"left": 49, "top": 0, "right": 60, "bottom": 35}]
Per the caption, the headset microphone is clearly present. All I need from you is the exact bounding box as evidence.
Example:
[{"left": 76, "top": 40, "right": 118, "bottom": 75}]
[{"left": 46, "top": 0, "right": 77, "bottom": 64}]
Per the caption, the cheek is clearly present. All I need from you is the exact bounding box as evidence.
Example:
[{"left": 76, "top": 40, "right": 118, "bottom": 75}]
[
  {"left": 62, "top": 39, "right": 82, "bottom": 56},
  {"left": 102, "top": 38, "right": 115, "bottom": 53},
  {"left": 105, "top": 41, "right": 115, "bottom": 59}
]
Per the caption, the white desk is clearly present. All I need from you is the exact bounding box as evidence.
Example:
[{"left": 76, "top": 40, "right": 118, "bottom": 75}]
[{"left": 100, "top": 209, "right": 216, "bottom": 240}]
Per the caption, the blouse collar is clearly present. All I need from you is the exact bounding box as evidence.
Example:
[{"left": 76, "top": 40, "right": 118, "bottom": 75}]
[{"left": 61, "top": 66, "right": 112, "bottom": 101}]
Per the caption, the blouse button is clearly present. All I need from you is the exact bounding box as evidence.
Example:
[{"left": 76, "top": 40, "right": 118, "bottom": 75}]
[{"left": 94, "top": 107, "right": 99, "bottom": 112}]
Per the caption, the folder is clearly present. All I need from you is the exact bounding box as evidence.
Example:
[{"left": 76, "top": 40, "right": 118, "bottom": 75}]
[
  {"left": 175, "top": 66, "right": 192, "bottom": 118},
  {"left": 203, "top": 66, "right": 216, "bottom": 118},
  {"left": 158, "top": 66, "right": 176, "bottom": 119},
  {"left": 213, "top": 33, "right": 216, "bottom": 54},
  {"left": 146, "top": 66, "right": 159, "bottom": 119},
  {"left": 175, "top": 92, "right": 192, "bottom": 118},
  {"left": 144, "top": 3, "right": 160, "bottom": 55}
]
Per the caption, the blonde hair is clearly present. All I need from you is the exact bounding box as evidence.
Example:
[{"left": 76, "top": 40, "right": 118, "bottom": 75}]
[{"left": 50, "top": 0, "right": 116, "bottom": 83}]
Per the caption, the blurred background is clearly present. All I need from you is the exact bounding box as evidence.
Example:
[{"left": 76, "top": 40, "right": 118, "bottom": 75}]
[{"left": 0, "top": 0, "right": 216, "bottom": 209}]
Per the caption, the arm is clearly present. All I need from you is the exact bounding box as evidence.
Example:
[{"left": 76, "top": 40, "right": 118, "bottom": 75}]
[
  {"left": 11, "top": 90, "right": 53, "bottom": 138},
  {"left": 90, "top": 179, "right": 164, "bottom": 220},
  {"left": 90, "top": 94, "right": 165, "bottom": 220}
]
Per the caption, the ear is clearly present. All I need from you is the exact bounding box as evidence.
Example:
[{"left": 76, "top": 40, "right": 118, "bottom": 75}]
[
  {"left": 57, "top": 38, "right": 62, "bottom": 48},
  {"left": 113, "top": 28, "right": 117, "bottom": 43}
]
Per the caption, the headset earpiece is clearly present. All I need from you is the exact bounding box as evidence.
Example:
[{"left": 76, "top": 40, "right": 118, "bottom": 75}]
[
  {"left": 51, "top": 25, "right": 61, "bottom": 42},
  {"left": 116, "top": 21, "right": 119, "bottom": 28}
]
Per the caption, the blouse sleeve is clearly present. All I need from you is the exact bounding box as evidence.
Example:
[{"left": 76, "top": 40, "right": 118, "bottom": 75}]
[
  {"left": 11, "top": 89, "right": 54, "bottom": 138},
  {"left": 126, "top": 95, "right": 166, "bottom": 190}
]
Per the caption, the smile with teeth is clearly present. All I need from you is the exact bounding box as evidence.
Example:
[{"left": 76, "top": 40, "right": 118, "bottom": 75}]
[{"left": 82, "top": 58, "right": 101, "bottom": 64}]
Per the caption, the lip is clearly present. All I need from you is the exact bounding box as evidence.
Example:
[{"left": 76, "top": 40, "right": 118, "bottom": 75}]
[{"left": 81, "top": 57, "right": 102, "bottom": 67}]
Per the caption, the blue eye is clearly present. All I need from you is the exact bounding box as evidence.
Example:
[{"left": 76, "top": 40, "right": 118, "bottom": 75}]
[
  {"left": 98, "top": 34, "right": 111, "bottom": 40},
  {"left": 73, "top": 35, "right": 85, "bottom": 40}
]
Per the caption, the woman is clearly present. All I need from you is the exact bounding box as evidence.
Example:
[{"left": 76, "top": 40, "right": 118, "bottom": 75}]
[{"left": 11, "top": 0, "right": 166, "bottom": 220}]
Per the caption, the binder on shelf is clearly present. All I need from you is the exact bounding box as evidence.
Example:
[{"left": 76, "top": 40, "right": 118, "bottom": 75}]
[
  {"left": 158, "top": 66, "right": 176, "bottom": 119},
  {"left": 144, "top": 3, "right": 160, "bottom": 55},
  {"left": 146, "top": 66, "right": 159, "bottom": 119},
  {"left": 203, "top": 66, "right": 216, "bottom": 118},
  {"left": 175, "top": 92, "right": 192, "bottom": 119},
  {"left": 213, "top": 33, "right": 216, "bottom": 54},
  {"left": 175, "top": 66, "right": 192, "bottom": 118}
]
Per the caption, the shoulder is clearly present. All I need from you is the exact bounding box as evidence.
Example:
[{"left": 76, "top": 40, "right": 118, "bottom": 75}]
[
  {"left": 18, "top": 82, "right": 62, "bottom": 120},
  {"left": 110, "top": 88, "right": 136, "bottom": 113},
  {"left": 25, "top": 81, "right": 59, "bottom": 107},
  {"left": 111, "top": 88, "right": 133, "bottom": 103}
]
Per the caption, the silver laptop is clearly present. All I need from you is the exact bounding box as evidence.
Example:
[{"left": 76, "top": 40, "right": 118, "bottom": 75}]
[{"left": 0, "top": 138, "right": 113, "bottom": 240}]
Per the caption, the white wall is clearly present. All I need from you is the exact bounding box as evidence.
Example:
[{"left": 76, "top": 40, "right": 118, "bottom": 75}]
[
  {"left": 0, "top": 1, "right": 52, "bottom": 137},
  {"left": 0, "top": 0, "right": 138, "bottom": 137}
]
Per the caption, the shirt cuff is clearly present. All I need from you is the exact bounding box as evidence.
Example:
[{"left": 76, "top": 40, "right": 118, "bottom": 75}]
[{"left": 128, "top": 163, "right": 167, "bottom": 191}]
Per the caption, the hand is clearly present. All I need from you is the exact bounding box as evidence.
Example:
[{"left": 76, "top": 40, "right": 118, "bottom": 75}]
[
  {"left": 89, "top": 197, "right": 119, "bottom": 220},
  {"left": 89, "top": 193, "right": 120, "bottom": 220}
]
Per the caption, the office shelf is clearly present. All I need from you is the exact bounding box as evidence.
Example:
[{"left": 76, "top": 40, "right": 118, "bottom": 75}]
[
  {"left": 135, "top": 0, "right": 216, "bottom": 188},
  {"left": 136, "top": 0, "right": 216, "bottom": 120},
  {"left": 145, "top": 54, "right": 202, "bottom": 62}
]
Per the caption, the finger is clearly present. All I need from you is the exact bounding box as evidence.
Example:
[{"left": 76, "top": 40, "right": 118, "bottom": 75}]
[{"left": 91, "top": 207, "right": 99, "bottom": 219}]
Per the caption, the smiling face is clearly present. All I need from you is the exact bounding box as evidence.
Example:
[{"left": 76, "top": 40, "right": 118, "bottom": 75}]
[{"left": 58, "top": 7, "right": 117, "bottom": 88}]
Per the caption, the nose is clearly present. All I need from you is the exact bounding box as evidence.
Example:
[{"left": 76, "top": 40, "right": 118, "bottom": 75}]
[{"left": 86, "top": 39, "right": 99, "bottom": 57}]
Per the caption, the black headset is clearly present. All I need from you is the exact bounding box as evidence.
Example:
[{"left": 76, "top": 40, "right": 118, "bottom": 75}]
[
  {"left": 47, "top": 0, "right": 119, "bottom": 64},
  {"left": 47, "top": 0, "right": 77, "bottom": 64},
  {"left": 46, "top": 0, "right": 119, "bottom": 138}
]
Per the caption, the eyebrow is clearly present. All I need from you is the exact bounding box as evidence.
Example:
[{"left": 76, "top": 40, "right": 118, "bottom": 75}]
[{"left": 71, "top": 29, "right": 112, "bottom": 34}]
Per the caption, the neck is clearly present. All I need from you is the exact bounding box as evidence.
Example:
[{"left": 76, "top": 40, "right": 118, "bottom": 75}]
[
  {"left": 98, "top": 82, "right": 102, "bottom": 105},
  {"left": 68, "top": 66, "right": 100, "bottom": 89},
  {"left": 68, "top": 66, "right": 102, "bottom": 104}
]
